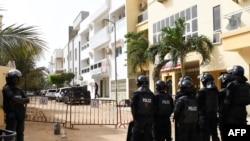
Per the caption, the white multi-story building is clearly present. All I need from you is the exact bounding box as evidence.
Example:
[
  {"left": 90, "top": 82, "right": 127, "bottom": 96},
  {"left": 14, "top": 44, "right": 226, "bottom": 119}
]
[{"left": 53, "top": 0, "right": 131, "bottom": 100}]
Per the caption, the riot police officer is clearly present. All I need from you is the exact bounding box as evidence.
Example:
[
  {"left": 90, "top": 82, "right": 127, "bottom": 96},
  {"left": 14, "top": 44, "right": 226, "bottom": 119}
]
[
  {"left": 223, "top": 65, "right": 250, "bottom": 125},
  {"left": 218, "top": 73, "right": 234, "bottom": 141},
  {"left": 174, "top": 79, "right": 199, "bottom": 141},
  {"left": 175, "top": 75, "right": 193, "bottom": 102},
  {"left": 174, "top": 75, "right": 193, "bottom": 141},
  {"left": 153, "top": 80, "right": 174, "bottom": 141},
  {"left": 197, "top": 72, "right": 220, "bottom": 141},
  {"left": 130, "top": 75, "right": 155, "bottom": 141},
  {"left": 2, "top": 69, "right": 30, "bottom": 141}
]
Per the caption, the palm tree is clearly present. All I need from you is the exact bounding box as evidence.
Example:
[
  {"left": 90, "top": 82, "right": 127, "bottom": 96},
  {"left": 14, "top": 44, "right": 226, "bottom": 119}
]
[
  {"left": 147, "top": 42, "right": 171, "bottom": 82},
  {"left": 0, "top": 23, "right": 48, "bottom": 91},
  {"left": 0, "top": 24, "right": 48, "bottom": 66},
  {"left": 148, "top": 18, "right": 214, "bottom": 78},
  {"left": 124, "top": 30, "right": 149, "bottom": 75}
]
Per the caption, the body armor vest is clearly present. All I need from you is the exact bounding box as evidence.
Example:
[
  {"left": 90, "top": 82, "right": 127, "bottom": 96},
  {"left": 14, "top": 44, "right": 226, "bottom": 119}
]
[
  {"left": 136, "top": 87, "right": 154, "bottom": 116},
  {"left": 205, "top": 88, "right": 219, "bottom": 114},
  {"left": 179, "top": 96, "right": 198, "bottom": 124},
  {"left": 231, "top": 82, "right": 250, "bottom": 105},
  {"left": 155, "top": 93, "right": 172, "bottom": 117}
]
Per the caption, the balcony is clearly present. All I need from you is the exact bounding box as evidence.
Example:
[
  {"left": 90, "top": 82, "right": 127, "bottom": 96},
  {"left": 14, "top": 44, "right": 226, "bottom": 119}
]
[
  {"left": 222, "top": 27, "right": 250, "bottom": 51},
  {"left": 89, "top": 26, "right": 110, "bottom": 49},
  {"left": 73, "top": 11, "right": 89, "bottom": 31},
  {"left": 222, "top": 6, "right": 250, "bottom": 51},
  {"left": 89, "top": 0, "right": 110, "bottom": 22},
  {"left": 137, "top": 11, "right": 148, "bottom": 31},
  {"left": 91, "top": 59, "right": 109, "bottom": 78}
]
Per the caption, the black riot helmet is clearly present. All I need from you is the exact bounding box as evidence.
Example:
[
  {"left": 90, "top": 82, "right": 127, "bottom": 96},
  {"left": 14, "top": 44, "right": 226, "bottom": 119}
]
[
  {"left": 180, "top": 79, "right": 195, "bottom": 94},
  {"left": 198, "top": 72, "right": 214, "bottom": 87},
  {"left": 178, "top": 75, "right": 193, "bottom": 86},
  {"left": 136, "top": 75, "right": 149, "bottom": 87},
  {"left": 155, "top": 80, "right": 166, "bottom": 93},
  {"left": 218, "top": 73, "right": 234, "bottom": 85},
  {"left": 6, "top": 69, "right": 22, "bottom": 86},
  {"left": 227, "top": 65, "right": 244, "bottom": 76}
]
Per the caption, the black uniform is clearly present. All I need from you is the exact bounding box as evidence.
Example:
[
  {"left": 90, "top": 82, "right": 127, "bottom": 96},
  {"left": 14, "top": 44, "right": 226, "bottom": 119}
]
[
  {"left": 130, "top": 85, "right": 155, "bottom": 141},
  {"left": 153, "top": 91, "right": 174, "bottom": 141},
  {"left": 218, "top": 73, "right": 233, "bottom": 141},
  {"left": 197, "top": 73, "right": 220, "bottom": 141},
  {"left": 223, "top": 65, "right": 250, "bottom": 125},
  {"left": 174, "top": 79, "right": 199, "bottom": 141},
  {"left": 224, "top": 78, "right": 250, "bottom": 125},
  {"left": 174, "top": 75, "right": 193, "bottom": 141},
  {"left": 2, "top": 69, "right": 29, "bottom": 141}
]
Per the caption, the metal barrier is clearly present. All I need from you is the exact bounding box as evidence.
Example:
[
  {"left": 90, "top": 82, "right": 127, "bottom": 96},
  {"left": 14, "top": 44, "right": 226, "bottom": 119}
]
[
  {"left": 26, "top": 96, "right": 67, "bottom": 124},
  {"left": 117, "top": 99, "right": 133, "bottom": 128},
  {"left": 25, "top": 96, "right": 133, "bottom": 128},
  {"left": 68, "top": 99, "right": 118, "bottom": 128},
  {"left": 26, "top": 96, "right": 120, "bottom": 128},
  {"left": 0, "top": 129, "right": 16, "bottom": 141}
]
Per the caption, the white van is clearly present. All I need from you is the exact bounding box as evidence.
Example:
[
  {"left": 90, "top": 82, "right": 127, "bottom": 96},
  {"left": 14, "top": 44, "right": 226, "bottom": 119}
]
[{"left": 45, "top": 89, "right": 57, "bottom": 100}]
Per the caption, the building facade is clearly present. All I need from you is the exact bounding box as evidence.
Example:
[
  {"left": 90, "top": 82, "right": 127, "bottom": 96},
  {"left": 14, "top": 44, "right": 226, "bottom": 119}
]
[{"left": 52, "top": 0, "right": 250, "bottom": 108}]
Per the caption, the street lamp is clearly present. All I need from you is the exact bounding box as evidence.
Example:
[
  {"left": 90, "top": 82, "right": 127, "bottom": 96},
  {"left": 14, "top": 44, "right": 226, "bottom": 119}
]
[{"left": 104, "top": 19, "right": 118, "bottom": 103}]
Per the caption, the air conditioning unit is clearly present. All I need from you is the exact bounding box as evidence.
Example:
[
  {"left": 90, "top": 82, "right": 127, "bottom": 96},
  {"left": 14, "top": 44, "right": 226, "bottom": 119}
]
[
  {"left": 226, "top": 12, "right": 242, "bottom": 30},
  {"left": 139, "top": 2, "right": 147, "bottom": 11},
  {"left": 213, "top": 31, "right": 222, "bottom": 44},
  {"left": 157, "top": 0, "right": 167, "bottom": 3}
]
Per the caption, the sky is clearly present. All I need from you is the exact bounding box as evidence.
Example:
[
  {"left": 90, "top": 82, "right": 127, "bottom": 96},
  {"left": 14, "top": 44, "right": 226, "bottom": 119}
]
[{"left": 0, "top": 0, "right": 100, "bottom": 67}]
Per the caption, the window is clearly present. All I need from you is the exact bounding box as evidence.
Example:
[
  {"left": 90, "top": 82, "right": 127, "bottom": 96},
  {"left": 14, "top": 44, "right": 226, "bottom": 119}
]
[
  {"left": 153, "top": 23, "right": 157, "bottom": 33},
  {"left": 213, "top": 5, "right": 221, "bottom": 31},
  {"left": 170, "top": 15, "right": 175, "bottom": 27},
  {"left": 192, "top": 5, "right": 197, "bottom": 19},
  {"left": 213, "top": 5, "right": 221, "bottom": 44},
  {"left": 165, "top": 17, "right": 169, "bottom": 27},
  {"left": 186, "top": 8, "right": 191, "bottom": 21},
  {"left": 75, "top": 48, "right": 77, "bottom": 60},
  {"left": 115, "top": 46, "right": 122, "bottom": 57},
  {"left": 69, "top": 51, "right": 71, "bottom": 61},
  {"left": 153, "top": 5, "right": 198, "bottom": 43}
]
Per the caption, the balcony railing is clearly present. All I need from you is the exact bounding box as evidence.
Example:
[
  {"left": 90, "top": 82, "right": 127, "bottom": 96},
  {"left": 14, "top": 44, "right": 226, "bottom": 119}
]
[
  {"left": 90, "top": 59, "right": 108, "bottom": 77},
  {"left": 138, "top": 11, "right": 148, "bottom": 24}
]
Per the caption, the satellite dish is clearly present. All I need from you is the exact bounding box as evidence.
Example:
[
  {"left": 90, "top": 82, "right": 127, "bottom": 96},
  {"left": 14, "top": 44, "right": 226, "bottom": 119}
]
[{"left": 226, "top": 12, "right": 242, "bottom": 30}]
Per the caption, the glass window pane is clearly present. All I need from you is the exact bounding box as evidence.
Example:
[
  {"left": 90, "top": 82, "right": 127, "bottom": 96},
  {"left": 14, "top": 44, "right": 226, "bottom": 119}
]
[
  {"left": 170, "top": 15, "right": 175, "bottom": 27},
  {"left": 186, "top": 8, "right": 191, "bottom": 21},
  {"left": 153, "top": 23, "right": 156, "bottom": 33},
  {"left": 192, "top": 19, "right": 198, "bottom": 32},
  {"left": 213, "top": 5, "right": 221, "bottom": 31},
  {"left": 180, "top": 10, "right": 185, "bottom": 19},
  {"left": 175, "top": 13, "right": 180, "bottom": 20},
  {"left": 192, "top": 5, "right": 197, "bottom": 18},
  {"left": 161, "top": 19, "right": 166, "bottom": 28},
  {"left": 153, "top": 35, "right": 157, "bottom": 44},
  {"left": 157, "top": 21, "right": 161, "bottom": 32},
  {"left": 186, "top": 22, "right": 190, "bottom": 33},
  {"left": 166, "top": 17, "right": 169, "bottom": 27}
]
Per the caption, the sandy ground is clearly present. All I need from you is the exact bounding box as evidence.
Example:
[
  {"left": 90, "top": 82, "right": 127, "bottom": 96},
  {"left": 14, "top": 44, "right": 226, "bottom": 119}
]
[{"left": 24, "top": 121, "right": 128, "bottom": 141}]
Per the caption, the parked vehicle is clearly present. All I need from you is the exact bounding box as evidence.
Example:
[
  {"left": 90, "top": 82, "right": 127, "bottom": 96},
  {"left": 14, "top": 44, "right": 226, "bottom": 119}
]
[
  {"left": 62, "top": 86, "right": 91, "bottom": 104},
  {"left": 45, "top": 89, "right": 57, "bottom": 100},
  {"left": 55, "top": 87, "right": 71, "bottom": 102}
]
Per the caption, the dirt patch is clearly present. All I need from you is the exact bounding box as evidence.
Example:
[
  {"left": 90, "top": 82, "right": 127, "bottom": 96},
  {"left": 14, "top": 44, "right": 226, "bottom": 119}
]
[{"left": 24, "top": 121, "right": 128, "bottom": 141}]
